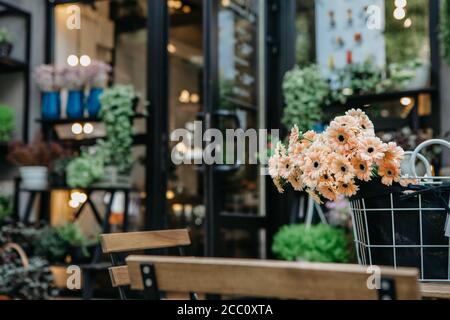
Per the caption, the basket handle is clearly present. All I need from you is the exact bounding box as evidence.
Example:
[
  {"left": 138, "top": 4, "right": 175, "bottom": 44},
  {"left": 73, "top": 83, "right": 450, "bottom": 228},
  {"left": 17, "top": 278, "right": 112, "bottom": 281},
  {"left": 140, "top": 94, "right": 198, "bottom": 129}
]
[
  {"left": 409, "top": 139, "right": 450, "bottom": 178},
  {"left": 403, "top": 151, "right": 432, "bottom": 177},
  {"left": 0, "top": 243, "right": 30, "bottom": 269}
]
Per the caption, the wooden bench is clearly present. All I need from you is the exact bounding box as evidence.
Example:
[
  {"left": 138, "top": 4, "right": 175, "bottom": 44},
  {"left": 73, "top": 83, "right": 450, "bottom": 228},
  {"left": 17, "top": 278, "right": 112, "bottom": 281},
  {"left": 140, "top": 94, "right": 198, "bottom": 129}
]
[
  {"left": 125, "top": 255, "right": 421, "bottom": 300},
  {"left": 100, "top": 229, "right": 191, "bottom": 299}
]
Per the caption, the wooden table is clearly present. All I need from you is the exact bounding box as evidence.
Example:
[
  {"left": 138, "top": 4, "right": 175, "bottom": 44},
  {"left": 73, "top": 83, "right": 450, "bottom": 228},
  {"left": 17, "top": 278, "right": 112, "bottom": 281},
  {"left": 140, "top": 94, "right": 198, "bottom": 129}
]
[{"left": 421, "top": 283, "right": 450, "bottom": 299}]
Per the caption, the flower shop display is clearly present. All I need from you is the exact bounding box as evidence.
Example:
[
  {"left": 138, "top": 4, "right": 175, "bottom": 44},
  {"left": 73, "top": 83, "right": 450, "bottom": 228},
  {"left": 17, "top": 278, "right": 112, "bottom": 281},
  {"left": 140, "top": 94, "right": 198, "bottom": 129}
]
[
  {"left": 0, "top": 27, "right": 12, "bottom": 58},
  {"left": 85, "top": 60, "right": 112, "bottom": 117},
  {"left": 0, "top": 104, "right": 14, "bottom": 142},
  {"left": 272, "top": 223, "right": 349, "bottom": 263},
  {"left": 61, "top": 66, "right": 88, "bottom": 118},
  {"left": 7, "top": 137, "right": 69, "bottom": 190},
  {"left": 34, "top": 65, "right": 63, "bottom": 119},
  {"left": 270, "top": 109, "right": 450, "bottom": 281},
  {"left": 269, "top": 109, "right": 406, "bottom": 202}
]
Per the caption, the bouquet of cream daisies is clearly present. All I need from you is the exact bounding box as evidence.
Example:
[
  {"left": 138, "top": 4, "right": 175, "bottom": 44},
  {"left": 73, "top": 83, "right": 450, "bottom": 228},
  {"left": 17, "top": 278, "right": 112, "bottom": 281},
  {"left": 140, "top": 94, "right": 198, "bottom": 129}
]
[{"left": 269, "top": 109, "right": 415, "bottom": 203}]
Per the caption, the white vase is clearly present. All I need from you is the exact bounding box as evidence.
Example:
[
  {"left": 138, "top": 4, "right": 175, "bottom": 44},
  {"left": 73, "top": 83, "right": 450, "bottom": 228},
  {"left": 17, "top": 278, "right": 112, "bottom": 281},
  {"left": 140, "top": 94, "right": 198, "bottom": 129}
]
[{"left": 19, "top": 166, "right": 48, "bottom": 190}]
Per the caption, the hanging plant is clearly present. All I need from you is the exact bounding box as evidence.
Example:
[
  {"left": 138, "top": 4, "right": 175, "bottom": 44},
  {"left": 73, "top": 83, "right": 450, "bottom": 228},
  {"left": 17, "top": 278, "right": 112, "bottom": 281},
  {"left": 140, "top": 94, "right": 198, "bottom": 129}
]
[
  {"left": 441, "top": 0, "right": 450, "bottom": 65},
  {"left": 98, "top": 84, "right": 137, "bottom": 173}
]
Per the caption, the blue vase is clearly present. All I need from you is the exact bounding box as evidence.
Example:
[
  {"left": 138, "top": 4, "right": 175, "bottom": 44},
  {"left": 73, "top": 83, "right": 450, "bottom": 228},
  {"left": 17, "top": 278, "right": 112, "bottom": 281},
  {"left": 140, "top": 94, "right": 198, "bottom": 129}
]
[
  {"left": 41, "top": 91, "right": 61, "bottom": 119},
  {"left": 87, "top": 87, "right": 103, "bottom": 118},
  {"left": 66, "top": 90, "right": 84, "bottom": 118}
]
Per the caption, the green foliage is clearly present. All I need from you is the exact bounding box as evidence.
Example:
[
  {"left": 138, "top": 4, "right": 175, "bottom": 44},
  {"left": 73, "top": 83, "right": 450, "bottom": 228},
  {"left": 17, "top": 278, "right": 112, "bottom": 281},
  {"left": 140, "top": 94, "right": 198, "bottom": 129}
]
[
  {"left": 441, "top": 0, "right": 450, "bottom": 65},
  {"left": 272, "top": 223, "right": 349, "bottom": 263},
  {"left": 335, "top": 60, "right": 383, "bottom": 95},
  {"left": 66, "top": 149, "right": 104, "bottom": 188},
  {"left": 0, "top": 256, "right": 54, "bottom": 299},
  {"left": 99, "top": 85, "right": 136, "bottom": 173},
  {"left": 0, "top": 104, "right": 14, "bottom": 142},
  {"left": 34, "top": 226, "right": 67, "bottom": 262},
  {"left": 385, "top": 0, "right": 428, "bottom": 64},
  {"left": 0, "top": 27, "right": 11, "bottom": 43},
  {"left": 35, "top": 223, "right": 95, "bottom": 260},
  {"left": 0, "top": 194, "right": 12, "bottom": 223},
  {"left": 282, "top": 65, "right": 330, "bottom": 132}
]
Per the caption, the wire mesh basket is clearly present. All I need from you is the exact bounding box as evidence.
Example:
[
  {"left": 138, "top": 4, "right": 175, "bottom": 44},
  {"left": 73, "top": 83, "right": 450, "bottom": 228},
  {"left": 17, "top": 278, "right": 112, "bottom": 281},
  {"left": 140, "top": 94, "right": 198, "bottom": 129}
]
[{"left": 350, "top": 139, "right": 450, "bottom": 282}]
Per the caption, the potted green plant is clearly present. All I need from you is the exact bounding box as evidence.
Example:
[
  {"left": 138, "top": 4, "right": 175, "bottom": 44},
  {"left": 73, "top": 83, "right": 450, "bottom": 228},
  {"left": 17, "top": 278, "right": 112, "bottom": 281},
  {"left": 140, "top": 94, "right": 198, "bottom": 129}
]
[
  {"left": 97, "top": 84, "right": 137, "bottom": 186},
  {"left": 66, "top": 147, "right": 105, "bottom": 188},
  {"left": 7, "top": 137, "right": 69, "bottom": 190},
  {"left": 272, "top": 223, "right": 349, "bottom": 263},
  {"left": 0, "top": 27, "right": 12, "bottom": 58},
  {"left": 35, "top": 223, "right": 97, "bottom": 264},
  {"left": 0, "top": 194, "right": 12, "bottom": 225},
  {"left": 0, "top": 104, "right": 14, "bottom": 143}
]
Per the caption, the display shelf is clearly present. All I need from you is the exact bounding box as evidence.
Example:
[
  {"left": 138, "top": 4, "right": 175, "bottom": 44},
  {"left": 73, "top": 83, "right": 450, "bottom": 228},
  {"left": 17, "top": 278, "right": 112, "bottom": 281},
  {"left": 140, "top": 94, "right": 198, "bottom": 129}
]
[
  {"left": 327, "top": 87, "right": 436, "bottom": 112},
  {"left": 36, "top": 112, "right": 147, "bottom": 125},
  {"left": 0, "top": 57, "right": 28, "bottom": 73}
]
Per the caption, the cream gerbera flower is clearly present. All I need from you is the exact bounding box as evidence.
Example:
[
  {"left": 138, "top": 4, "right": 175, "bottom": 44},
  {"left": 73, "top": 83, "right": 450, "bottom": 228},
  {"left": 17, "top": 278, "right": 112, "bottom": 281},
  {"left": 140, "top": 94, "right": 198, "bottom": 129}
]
[
  {"left": 358, "top": 137, "right": 386, "bottom": 161},
  {"left": 351, "top": 156, "right": 373, "bottom": 181},
  {"left": 345, "top": 108, "right": 366, "bottom": 118},
  {"left": 331, "top": 154, "right": 355, "bottom": 182},
  {"left": 378, "top": 161, "right": 401, "bottom": 186},
  {"left": 337, "top": 180, "right": 359, "bottom": 197},
  {"left": 307, "top": 189, "right": 323, "bottom": 204},
  {"left": 303, "top": 151, "right": 326, "bottom": 179},
  {"left": 317, "top": 182, "right": 338, "bottom": 201},
  {"left": 330, "top": 115, "right": 360, "bottom": 131},
  {"left": 287, "top": 169, "right": 304, "bottom": 191},
  {"left": 326, "top": 125, "right": 356, "bottom": 153},
  {"left": 381, "top": 142, "right": 404, "bottom": 164}
]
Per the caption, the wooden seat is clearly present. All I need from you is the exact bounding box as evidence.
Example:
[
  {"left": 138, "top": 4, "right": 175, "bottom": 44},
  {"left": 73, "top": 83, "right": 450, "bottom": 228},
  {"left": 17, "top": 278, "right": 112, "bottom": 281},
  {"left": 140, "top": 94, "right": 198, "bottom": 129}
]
[
  {"left": 125, "top": 255, "right": 421, "bottom": 300},
  {"left": 100, "top": 229, "right": 191, "bottom": 299}
]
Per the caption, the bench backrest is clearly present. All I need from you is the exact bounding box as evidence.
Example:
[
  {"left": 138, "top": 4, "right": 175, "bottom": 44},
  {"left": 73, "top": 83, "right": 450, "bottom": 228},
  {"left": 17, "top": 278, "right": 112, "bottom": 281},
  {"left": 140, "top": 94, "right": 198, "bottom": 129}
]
[
  {"left": 100, "top": 229, "right": 191, "bottom": 291},
  {"left": 125, "top": 255, "right": 421, "bottom": 300}
]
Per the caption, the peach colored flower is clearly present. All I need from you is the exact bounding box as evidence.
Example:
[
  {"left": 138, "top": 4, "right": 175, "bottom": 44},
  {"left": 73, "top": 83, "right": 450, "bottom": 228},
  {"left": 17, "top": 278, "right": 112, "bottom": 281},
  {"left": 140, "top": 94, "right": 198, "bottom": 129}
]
[
  {"left": 307, "top": 189, "right": 323, "bottom": 204},
  {"left": 273, "top": 177, "right": 284, "bottom": 193},
  {"left": 303, "top": 151, "right": 326, "bottom": 179},
  {"left": 399, "top": 174, "right": 420, "bottom": 187},
  {"left": 345, "top": 108, "right": 366, "bottom": 118},
  {"left": 331, "top": 154, "right": 355, "bottom": 182},
  {"left": 337, "top": 180, "right": 359, "bottom": 197},
  {"left": 382, "top": 142, "right": 404, "bottom": 164},
  {"left": 317, "top": 182, "right": 338, "bottom": 201},
  {"left": 378, "top": 161, "right": 401, "bottom": 186},
  {"left": 330, "top": 115, "right": 360, "bottom": 131},
  {"left": 326, "top": 125, "right": 357, "bottom": 153},
  {"left": 318, "top": 171, "right": 334, "bottom": 185},
  {"left": 358, "top": 116, "right": 375, "bottom": 136},
  {"left": 278, "top": 157, "right": 293, "bottom": 179},
  {"left": 268, "top": 156, "right": 281, "bottom": 178},
  {"left": 288, "top": 169, "right": 304, "bottom": 191},
  {"left": 358, "top": 137, "right": 386, "bottom": 161},
  {"left": 351, "top": 156, "right": 373, "bottom": 181}
]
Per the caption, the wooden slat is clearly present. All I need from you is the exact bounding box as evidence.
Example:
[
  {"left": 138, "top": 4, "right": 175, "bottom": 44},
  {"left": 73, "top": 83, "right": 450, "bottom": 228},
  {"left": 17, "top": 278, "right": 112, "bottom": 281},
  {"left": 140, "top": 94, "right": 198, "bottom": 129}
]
[
  {"left": 100, "top": 229, "right": 191, "bottom": 253},
  {"left": 421, "top": 283, "right": 450, "bottom": 299},
  {"left": 126, "top": 256, "right": 420, "bottom": 300},
  {"left": 109, "top": 266, "right": 130, "bottom": 287}
]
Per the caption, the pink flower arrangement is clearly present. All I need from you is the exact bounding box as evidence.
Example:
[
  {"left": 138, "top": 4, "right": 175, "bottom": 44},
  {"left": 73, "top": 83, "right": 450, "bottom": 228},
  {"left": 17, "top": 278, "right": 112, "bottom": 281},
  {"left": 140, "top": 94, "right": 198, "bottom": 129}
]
[
  {"left": 269, "top": 109, "right": 410, "bottom": 203},
  {"left": 60, "top": 66, "right": 88, "bottom": 90},
  {"left": 33, "top": 65, "right": 63, "bottom": 92},
  {"left": 84, "top": 60, "right": 112, "bottom": 88}
]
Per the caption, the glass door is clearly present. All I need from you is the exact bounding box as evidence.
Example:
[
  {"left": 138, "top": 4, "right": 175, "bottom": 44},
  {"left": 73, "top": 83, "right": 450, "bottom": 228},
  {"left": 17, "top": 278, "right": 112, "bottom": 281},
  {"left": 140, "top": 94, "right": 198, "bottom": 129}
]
[{"left": 203, "top": 0, "right": 268, "bottom": 258}]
